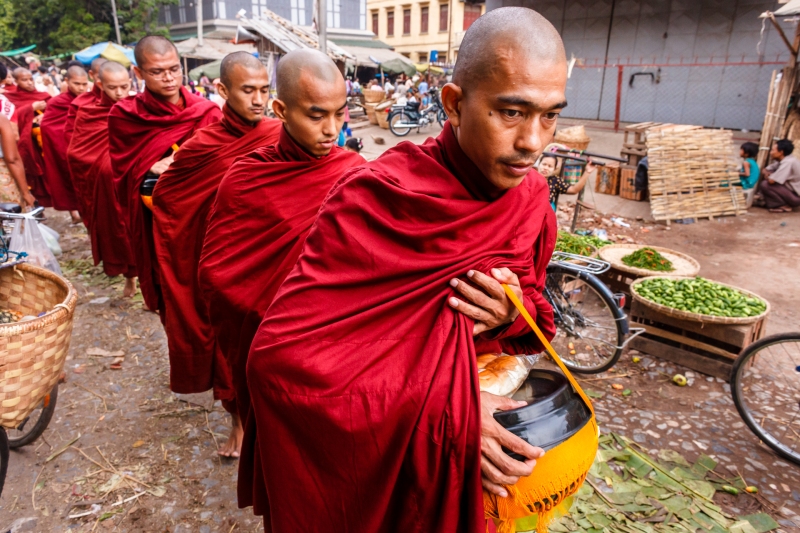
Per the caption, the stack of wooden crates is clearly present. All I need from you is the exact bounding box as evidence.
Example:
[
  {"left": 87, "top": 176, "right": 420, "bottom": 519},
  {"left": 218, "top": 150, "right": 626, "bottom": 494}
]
[{"left": 619, "top": 122, "right": 660, "bottom": 201}]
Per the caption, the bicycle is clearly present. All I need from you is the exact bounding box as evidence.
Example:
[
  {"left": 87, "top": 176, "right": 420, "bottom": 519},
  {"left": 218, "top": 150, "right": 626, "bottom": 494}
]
[
  {"left": 730, "top": 332, "right": 800, "bottom": 466},
  {"left": 545, "top": 252, "right": 643, "bottom": 374}
]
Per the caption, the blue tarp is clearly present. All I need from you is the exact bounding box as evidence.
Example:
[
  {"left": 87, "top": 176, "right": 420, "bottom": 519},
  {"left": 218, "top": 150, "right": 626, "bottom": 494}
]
[{"left": 74, "top": 42, "right": 136, "bottom": 67}]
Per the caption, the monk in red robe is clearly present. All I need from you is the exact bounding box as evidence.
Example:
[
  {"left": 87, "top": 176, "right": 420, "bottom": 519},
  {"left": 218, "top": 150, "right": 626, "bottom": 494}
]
[
  {"left": 152, "top": 52, "right": 281, "bottom": 458},
  {"left": 198, "top": 49, "right": 363, "bottom": 508},
  {"left": 6, "top": 68, "right": 51, "bottom": 206},
  {"left": 67, "top": 61, "right": 137, "bottom": 297},
  {"left": 41, "top": 65, "right": 89, "bottom": 223},
  {"left": 64, "top": 58, "right": 108, "bottom": 147},
  {"left": 108, "top": 36, "right": 221, "bottom": 312},
  {"left": 246, "top": 8, "right": 566, "bottom": 531}
]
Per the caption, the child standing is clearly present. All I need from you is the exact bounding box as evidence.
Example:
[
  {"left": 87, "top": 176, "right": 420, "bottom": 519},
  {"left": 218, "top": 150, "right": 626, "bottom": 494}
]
[
  {"left": 538, "top": 154, "right": 594, "bottom": 212},
  {"left": 739, "top": 142, "right": 760, "bottom": 189}
]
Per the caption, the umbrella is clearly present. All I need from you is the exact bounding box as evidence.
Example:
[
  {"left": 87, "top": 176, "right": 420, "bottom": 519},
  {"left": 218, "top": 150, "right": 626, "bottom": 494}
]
[
  {"left": 415, "top": 63, "right": 444, "bottom": 75},
  {"left": 379, "top": 58, "right": 416, "bottom": 77},
  {"left": 189, "top": 59, "right": 221, "bottom": 82},
  {"left": 75, "top": 42, "right": 136, "bottom": 67}
]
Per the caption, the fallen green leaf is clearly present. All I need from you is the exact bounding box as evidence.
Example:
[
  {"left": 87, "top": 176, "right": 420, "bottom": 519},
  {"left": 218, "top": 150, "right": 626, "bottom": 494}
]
[
  {"left": 585, "top": 389, "right": 605, "bottom": 399},
  {"left": 740, "top": 513, "right": 780, "bottom": 533},
  {"left": 658, "top": 449, "right": 691, "bottom": 467}
]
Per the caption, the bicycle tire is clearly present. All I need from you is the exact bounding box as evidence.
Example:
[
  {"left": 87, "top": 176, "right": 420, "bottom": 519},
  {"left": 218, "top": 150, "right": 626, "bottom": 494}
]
[
  {"left": 546, "top": 265, "right": 625, "bottom": 374},
  {"left": 8, "top": 385, "right": 58, "bottom": 449},
  {"left": 0, "top": 428, "right": 8, "bottom": 498},
  {"left": 731, "top": 332, "right": 800, "bottom": 466},
  {"left": 437, "top": 108, "right": 447, "bottom": 128},
  {"left": 388, "top": 112, "right": 412, "bottom": 137}
]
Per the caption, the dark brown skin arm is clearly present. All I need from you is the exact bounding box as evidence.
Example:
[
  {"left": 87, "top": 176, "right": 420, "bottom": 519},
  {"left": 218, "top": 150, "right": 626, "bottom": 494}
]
[{"left": 0, "top": 115, "right": 36, "bottom": 207}]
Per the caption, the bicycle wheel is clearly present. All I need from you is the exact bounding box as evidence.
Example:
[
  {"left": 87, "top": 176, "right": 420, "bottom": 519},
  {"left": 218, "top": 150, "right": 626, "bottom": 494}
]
[
  {"left": 437, "top": 108, "right": 447, "bottom": 127},
  {"left": 545, "top": 266, "right": 625, "bottom": 373},
  {"left": 0, "top": 428, "right": 8, "bottom": 498},
  {"left": 7, "top": 385, "right": 58, "bottom": 449},
  {"left": 731, "top": 333, "right": 800, "bottom": 466},
  {"left": 388, "top": 112, "right": 412, "bottom": 136}
]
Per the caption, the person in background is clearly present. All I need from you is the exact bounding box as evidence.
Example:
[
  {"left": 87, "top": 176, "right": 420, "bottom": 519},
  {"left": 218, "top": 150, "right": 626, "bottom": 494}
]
[
  {"left": 760, "top": 139, "right": 800, "bottom": 213},
  {"left": 738, "top": 142, "right": 759, "bottom": 190},
  {"left": 0, "top": 113, "right": 36, "bottom": 207},
  {"left": 343, "top": 136, "right": 362, "bottom": 154},
  {"left": 538, "top": 153, "right": 594, "bottom": 211},
  {"left": 418, "top": 76, "right": 429, "bottom": 105}
]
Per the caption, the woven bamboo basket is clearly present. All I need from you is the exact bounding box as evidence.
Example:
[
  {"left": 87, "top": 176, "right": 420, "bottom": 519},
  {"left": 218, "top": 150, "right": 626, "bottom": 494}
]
[
  {"left": 599, "top": 244, "right": 700, "bottom": 278},
  {"left": 365, "top": 103, "right": 378, "bottom": 125},
  {"left": 0, "top": 263, "right": 77, "bottom": 428},
  {"left": 375, "top": 101, "right": 392, "bottom": 130},
  {"left": 364, "top": 90, "right": 385, "bottom": 103},
  {"left": 630, "top": 275, "right": 769, "bottom": 325}
]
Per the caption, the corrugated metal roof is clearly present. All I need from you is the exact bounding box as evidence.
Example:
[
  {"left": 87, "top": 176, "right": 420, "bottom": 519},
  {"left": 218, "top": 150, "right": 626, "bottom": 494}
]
[
  {"left": 338, "top": 45, "right": 415, "bottom": 68},
  {"left": 237, "top": 10, "right": 353, "bottom": 62}
]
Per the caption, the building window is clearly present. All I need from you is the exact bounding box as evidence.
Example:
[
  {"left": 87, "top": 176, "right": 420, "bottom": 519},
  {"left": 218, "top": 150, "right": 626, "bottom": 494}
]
[
  {"left": 439, "top": 2, "right": 448, "bottom": 32},
  {"left": 290, "top": 0, "right": 306, "bottom": 25},
  {"left": 403, "top": 8, "right": 411, "bottom": 35},
  {"left": 387, "top": 10, "right": 394, "bottom": 36},
  {"left": 164, "top": 5, "right": 172, "bottom": 24},
  {"left": 372, "top": 11, "right": 379, "bottom": 35},
  {"left": 327, "top": 0, "right": 341, "bottom": 29},
  {"left": 463, "top": 2, "right": 480, "bottom": 30},
  {"left": 218, "top": 1, "right": 226, "bottom": 19},
  {"left": 360, "top": 0, "right": 366, "bottom": 30},
  {"left": 178, "top": 0, "right": 187, "bottom": 23},
  {"left": 252, "top": 0, "right": 268, "bottom": 17},
  {"left": 420, "top": 5, "right": 428, "bottom": 33},
  {"left": 418, "top": 52, "right": 427, "bottom": 62}
]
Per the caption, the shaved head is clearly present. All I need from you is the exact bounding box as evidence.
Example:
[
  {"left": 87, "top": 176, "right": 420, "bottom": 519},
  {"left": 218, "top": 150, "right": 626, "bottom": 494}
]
[
  {"left": 90, "top": 57, "right": 108, "bottom": 79},
  {"left": 66, "top": 65, "right": 88, "bottom": 80},
  {"left": 98, "top": 60, "right": 128, "bottom": 82},
  {"left": 453, "top": 7, "right": 565, "bottom": 90},
  {"left": 272, "top": 49, "right": 346, "bottom": 158},
  {"left": 12, "top": 67, "right": 34, "bottom": 91},
  {"left": 276, "top": 49, "right": 341, "bottom": 105},
  {"left": 12, "top": 67, "right": 28, "bottom": 80},
  {"left": 220, "top": 51, "right": 265, "bottom": 88},
  {"left": 134, "top": 35, "right": 179, "bottom": 68}
]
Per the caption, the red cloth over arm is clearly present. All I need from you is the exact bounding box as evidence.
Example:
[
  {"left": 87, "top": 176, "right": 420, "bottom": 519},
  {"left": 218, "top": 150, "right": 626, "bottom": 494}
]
[
  {"left": 14, "top": 102, "right": 50, "bottom": 206},
  {"left": 40, "top": 91, "right": 79, "bottom": 211}
]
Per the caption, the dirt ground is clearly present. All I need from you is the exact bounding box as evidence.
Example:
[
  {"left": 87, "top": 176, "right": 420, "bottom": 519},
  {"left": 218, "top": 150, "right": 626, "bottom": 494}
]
[{"left": 2, "top": 142, "right": 800, "bottom": 532}]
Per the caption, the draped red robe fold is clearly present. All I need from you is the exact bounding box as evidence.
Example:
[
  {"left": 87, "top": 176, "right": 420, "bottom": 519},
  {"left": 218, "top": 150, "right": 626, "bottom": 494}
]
[
  {"left": 67, "top": 93, "right": 136, "bottom": 278},
  {"left": 64, "top": 84, "right": 101, "bottom": 151},
  {"left": 41, "top": 90, "right": 79, "bottom": 211},
  {"left": 198, "top": 127, "right": 363, "bottom": 511},
  {"left": 152, "top": 104, "right": 282, "bottom": 405},
  {"left": 5, "top": 88, "right": 51, "bottom": 205},
  {"left": 108, "top": 87, "right": 221, "bottom": 312},
  {"left": 246, "top": 123, "right": 557, "bottom": 532}
]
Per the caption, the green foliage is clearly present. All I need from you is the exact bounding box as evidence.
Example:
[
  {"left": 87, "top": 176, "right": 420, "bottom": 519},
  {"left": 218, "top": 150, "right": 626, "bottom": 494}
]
[
  {"left": 0, "top": 0, "right": 16, "bottom": 50},
  {"left": 117, "top": 0, "right": 178, "bottom": 43}
]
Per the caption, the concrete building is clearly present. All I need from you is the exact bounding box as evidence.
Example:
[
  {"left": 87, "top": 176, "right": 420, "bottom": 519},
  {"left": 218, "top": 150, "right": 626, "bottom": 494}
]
[
  {"left": 484, "top": 0, "right": 795, "bottom": 131},
  {"left": 366, "top": 0, "right": 485, "bottom": 63},
  {"left": 159, "top": 0, "right": 368, "bottom": 40}
]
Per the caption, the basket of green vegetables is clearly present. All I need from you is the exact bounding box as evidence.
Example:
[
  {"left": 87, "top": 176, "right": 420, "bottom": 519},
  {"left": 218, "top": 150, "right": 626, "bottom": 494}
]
[
  {"left": 554, "top": 231, "right": 610, "bottom": 258},
  {"left": 630, "top": 276, "right": 769, "bottom": 325},
  {"left": 599, "top": 244, "right": 700, "bottom": 277}
]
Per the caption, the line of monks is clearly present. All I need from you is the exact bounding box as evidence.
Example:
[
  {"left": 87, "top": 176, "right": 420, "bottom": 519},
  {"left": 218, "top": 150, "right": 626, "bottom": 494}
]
[{"left": 10, "top": 6, "right": 572, "bottom": 531}]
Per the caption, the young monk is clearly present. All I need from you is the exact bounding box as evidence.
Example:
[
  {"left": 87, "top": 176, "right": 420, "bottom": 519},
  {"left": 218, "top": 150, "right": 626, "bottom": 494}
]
[
  {"left": 64, "top": 58, "right": 107, "bottom": 145},
  {"left": 245, "top": 8, "right": 565, "bottom": 530},
  {"left": 67, "top": 61, "right": 137, "bottom": 297},
  {"left": 152, "top": 52, "right": 281, "bottom": 458},
  {"left": 108, "top": 36, "right": 221, "bottom": 313},
  {"left": 6, "top": 68, "right": 51, "bottom": 205},
  {"left": 198, "top": 48, "right": 363, "bottom": 508},
  {"left": 40, "top": 65, "right": 88, "bottom": 223}
]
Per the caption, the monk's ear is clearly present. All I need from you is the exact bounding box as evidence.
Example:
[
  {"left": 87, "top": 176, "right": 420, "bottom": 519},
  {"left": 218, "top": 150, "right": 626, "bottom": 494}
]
[
  {"left": 217, "top": 82, "right": 229, "bottom": 101},
  {"left": 272, "top": 98, "right": 288, "bottom": 123},
  {"left": 441, "top": 83, "right": 463, "bottom": 128},
  {"left": 132, "top": 66, "right": 143, "bottom": 81}
]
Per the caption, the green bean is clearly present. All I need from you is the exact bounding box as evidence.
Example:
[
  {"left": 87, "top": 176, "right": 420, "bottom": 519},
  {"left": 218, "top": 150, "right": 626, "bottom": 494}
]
[{"left": 633, "top": 277, "right": 766, "bottom": 318}]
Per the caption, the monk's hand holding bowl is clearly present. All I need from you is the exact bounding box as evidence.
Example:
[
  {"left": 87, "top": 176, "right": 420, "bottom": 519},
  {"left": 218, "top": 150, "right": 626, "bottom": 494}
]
[
  {"left": 150, "top": 154, "right": 175, "bottom": 176},
  {"left": 448, "top": 267, "right": 522, "bottom": 335},
  {"left": 32, "top": 100, "right": 47, "bottom": 112},
  {"left": 479, "top": 392, "right": 545, "bottom": 497}
]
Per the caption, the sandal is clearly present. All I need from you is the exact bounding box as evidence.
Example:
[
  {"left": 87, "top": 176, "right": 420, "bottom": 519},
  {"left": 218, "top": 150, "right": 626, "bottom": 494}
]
[{"left": 769, "top": 208, "right": 789, "bottom": 213}]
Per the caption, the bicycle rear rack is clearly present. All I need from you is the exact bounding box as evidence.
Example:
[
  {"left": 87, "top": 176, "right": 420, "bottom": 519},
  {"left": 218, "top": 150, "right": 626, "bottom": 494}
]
[{"left": 549, "top": 251, "right": 611, "bottom": 275}]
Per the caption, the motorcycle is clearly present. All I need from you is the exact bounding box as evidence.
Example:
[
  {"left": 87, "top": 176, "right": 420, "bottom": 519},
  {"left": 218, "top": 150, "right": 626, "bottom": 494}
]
[{"left": 387, "top": 89, "right": 447, "bottom": 137}]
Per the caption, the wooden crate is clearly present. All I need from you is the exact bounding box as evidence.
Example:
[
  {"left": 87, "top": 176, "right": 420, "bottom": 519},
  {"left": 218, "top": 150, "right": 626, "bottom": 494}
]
[
  {"left": 598, "top": 266, "right": 638, "bottom": 309},
  {"left": 619, "top": 165, "right": 645, "bottom": 201},
  {"left": 621, "top": 122, "right": 661, "bottom": 166},
  {"left": 594, "top": 163, "right": 620, "bottom": 195},
  {"left": 628, "top": 300, "right": 767, "bottom": 381}
]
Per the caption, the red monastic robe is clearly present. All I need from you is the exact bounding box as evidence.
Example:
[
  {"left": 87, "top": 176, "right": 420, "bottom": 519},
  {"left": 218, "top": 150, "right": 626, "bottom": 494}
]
[
  {"left": 67, "top": 93, "right": 136, "bottom": 278},
  {"left": 246, "top": 124, "right": 557, "bottom": 532},
  {"left": 41, "top": 90, "right": 79, "bottom": 211},
  {"left": 5, "top": 88, "right": 51, "bottom": 205},
  {"left": 151, "top": 104, "right": 281, "bottom": 406},
  {"left": 64, "top": 84, "right": 101, "bottom": 150},
  {"left": 198, "top": 127, "right": 364, "bottom": 510},
  {"left": 108, "top": 87, "right": 221, "bottom": 312}
]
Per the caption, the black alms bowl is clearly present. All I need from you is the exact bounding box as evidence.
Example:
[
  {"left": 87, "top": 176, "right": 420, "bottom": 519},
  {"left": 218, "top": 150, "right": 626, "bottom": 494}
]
[{"left": 493, "top": 369, "right": 592, "bottom": 459}]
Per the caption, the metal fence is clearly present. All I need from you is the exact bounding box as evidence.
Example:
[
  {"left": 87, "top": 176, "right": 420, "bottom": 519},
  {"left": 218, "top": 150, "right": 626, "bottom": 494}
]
[{"left": 563, "top": 56, "right": 787, "bottom": 131}]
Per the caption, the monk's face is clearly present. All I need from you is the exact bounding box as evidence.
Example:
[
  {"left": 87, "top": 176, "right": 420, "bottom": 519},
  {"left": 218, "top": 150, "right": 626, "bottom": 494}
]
[
  {"left": 273, "top": 72, "right": 346, "bottom": 158},
  {"left": 443, "top": 44, "right": 567, "bottom": 190},
  {"left": 218, "top": 64, "right": 270, "bottom": 123},
  {"left": 67, "top": 75, "right": 89, "bottom": 97},
  {"left": 99, "top": 71, "right": 131, "bottom": 103},
  {"left": 134, "top": 51, "right": 182, "bottom": 99},
  {"left": 14, "top": 71, "right": 35, "bottom": 92}
]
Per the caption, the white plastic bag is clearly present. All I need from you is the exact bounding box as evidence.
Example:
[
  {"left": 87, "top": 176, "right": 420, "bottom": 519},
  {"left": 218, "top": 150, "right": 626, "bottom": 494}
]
[
  {"left": 37, "top": 223, "right": 62, "bottom": 256},
  {"left": 477, "top": 353, "right": 540, "bottom": 397},
  {"left": 9, "top": 218, "right": 62, "bottom": 274}
]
